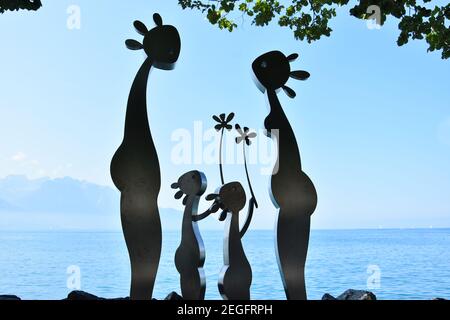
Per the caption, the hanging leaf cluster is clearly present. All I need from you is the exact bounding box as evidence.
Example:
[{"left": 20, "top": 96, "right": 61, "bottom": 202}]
[
  {"left": 178, "top": 0, "right": 450, "bottom": 59},
  {"left": 0, "top": 0, "right": 42, "bottom": 13}
]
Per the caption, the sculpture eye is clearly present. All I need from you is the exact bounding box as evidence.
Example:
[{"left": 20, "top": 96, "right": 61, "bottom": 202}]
[{"left": 261, "top": 61, "right": 268, "bottom": 68}]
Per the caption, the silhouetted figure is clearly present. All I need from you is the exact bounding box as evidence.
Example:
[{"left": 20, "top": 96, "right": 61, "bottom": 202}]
[
  {"left": 214, "top": 182, "right": 253, "bottom": 300},
  {"left": 252, "top": 51, "right": 317, "bottom": 300},
  {"left": 110, "top": 13, "right": 181, "bottom": 300},
  {"left": 171, "top": 171, "right": 208, "bottom": 300}
]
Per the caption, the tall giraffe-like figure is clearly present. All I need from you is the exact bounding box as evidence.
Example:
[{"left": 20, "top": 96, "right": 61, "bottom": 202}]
[
  {"left": 110, "top": 13, "right": 181, "bottom": 300},
  {"left": 252, "top": 51, "right": 317, "bottom": 300}
]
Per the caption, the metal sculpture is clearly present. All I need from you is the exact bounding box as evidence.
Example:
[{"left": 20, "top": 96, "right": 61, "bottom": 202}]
[
  {"left": 171, "top": 115, "right": 258, "bottom": 301},
  {"left": 215, "top": 182, "right": 253, "bottom": 300},
  {"left": 235, "top": 124, "right": 259, "bottom": 210},
  {"left": 110, "top": 13, "right": 181, "bottom": 300},
  {"left": 171, "top": 171, "right": 208, "bottom": 300},
  {"left": 252, "top": 51, "right": 318, "bottom": 300},
  {"left": 212, "top": 113, "right": 235, "bottom": 185}
]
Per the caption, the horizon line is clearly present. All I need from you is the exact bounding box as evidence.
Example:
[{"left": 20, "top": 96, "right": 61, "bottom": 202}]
[{"left": 1, "top": 227, "right": 449, "bottom": 233}]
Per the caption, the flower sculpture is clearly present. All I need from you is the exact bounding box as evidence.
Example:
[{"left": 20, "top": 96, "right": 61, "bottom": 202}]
[
  {"left": 213, "top": 113, "right": 234, "bottom": 184},
  {"left": 235, "top": 124, "right": 258, "bottom": 208}
]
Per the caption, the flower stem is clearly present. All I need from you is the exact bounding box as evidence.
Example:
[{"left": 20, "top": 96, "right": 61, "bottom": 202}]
[
  {"left": 219, "top": 129, "right": 225, "bottom": 185},
  {"left": 243, "top": 143, "right": 258, "bottom": 208}
]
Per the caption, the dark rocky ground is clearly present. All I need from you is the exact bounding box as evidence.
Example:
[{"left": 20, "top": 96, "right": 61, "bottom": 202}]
[
  {"left": 0, "top": 291, "right": 184, "bottom": 301},
  {"left": 0, "top": 295, "right": 21, "bottom": 301},
  {"left": 0, "top": 289, "right": 446, "bottom": 300},
  {"left": 321, "top": 290, "right": 377, "bottom": 300},
  {"left": 63, "top": 290, "right": 184, "bottom": 300}
]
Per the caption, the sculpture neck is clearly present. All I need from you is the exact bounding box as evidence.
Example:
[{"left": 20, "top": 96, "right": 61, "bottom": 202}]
[
  {"left": 265, "top": 89, "right": 302, "bottom": 170},
  {"left": 183, "top": 196, "right": 198, "bottom": 227},
  {"left": 266, "top": 90, "right": 283, "bottom": 115},
  {"left": 124, "top": 58, "right": 153, "bottom": 140}
]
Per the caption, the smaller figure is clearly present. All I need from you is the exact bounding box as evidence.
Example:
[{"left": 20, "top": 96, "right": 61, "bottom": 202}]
[
  {"left": 208, "top": 113, "right": 258, "bottom": 300},
  {"left": 214, "top": 182, "right": 253, "bottom": 300},
  {"left": 171, "top": 171, "right": 208, "bottom": 300}
]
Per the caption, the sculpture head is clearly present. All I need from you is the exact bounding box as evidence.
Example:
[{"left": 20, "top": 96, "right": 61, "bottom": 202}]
[
  {"left": 203, "top": 182, "right": 246, "bottom": 221},
  {"left": 218, "top": 182, "right": 247, "bottom": 214},
  {"left": 172, "top": 171, "right": 207, "bottom": 205},
  {"left": 252, "top": 50, "right": 310, "bottom": 98},
  {"left": 126, "top": 13, "right": 181, "bottom": 70}
]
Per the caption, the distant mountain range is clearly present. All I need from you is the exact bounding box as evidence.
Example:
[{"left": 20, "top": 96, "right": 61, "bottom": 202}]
[
  {"left": 0, "top": 175, "right": 222, "bottom": 231},
  {"left": 0, "top": 175, "right": 117, "bottom": 215}
]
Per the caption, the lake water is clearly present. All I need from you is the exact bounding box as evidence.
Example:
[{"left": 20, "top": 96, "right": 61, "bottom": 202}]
[{"left": 0, "top": 229, "right": 449, "bottom": 300}]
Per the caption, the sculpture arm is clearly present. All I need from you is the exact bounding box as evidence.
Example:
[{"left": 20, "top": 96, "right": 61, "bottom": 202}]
[{"left": 192, "top": 201, "right": 220, "bottom": 222}]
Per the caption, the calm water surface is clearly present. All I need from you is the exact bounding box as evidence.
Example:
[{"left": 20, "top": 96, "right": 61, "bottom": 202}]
[{"left": 0, "top": 229, "right": 449, "bottom": 300}]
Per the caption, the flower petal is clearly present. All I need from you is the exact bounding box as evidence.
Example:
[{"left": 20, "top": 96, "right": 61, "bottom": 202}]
[
  {"left": 248, "top": 132, "right": 257, "bottom": 139},
  {"left": 213, "top": 115, "right": 221, "bottom": 123},
  {"left": 235, "top": 124, "right": 243, "bottom": 135},
  {"left": 220, "top": 113, "right": 226, "bottom": 121},
  {"left": 236, "top": 137, "right": 244, "bottom": 144},
  {"left": 226, "top": 124, "right": 232, "bottom": 131},
  {"left": 215, "top": 124, "right": 223, "bottom": 131},
  {"left": 226, "top": 113, "right": 235, "bottom": 123},
  {"left": 246, "top": 138, "right": 252, "bottom": 146},
  {"left": 244, "top": 127, "right": 250, "bottom": 133}
]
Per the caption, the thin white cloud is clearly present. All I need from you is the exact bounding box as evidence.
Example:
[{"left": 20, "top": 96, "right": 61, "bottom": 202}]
[{"left": 11, "top": 152, "right": 27, "bottom": 162}]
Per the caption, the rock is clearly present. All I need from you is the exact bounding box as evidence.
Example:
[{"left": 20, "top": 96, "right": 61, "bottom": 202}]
[
  {"left": 110, "top": 297, "right": 130, "bottom": 301},
  {"left": 337, "top": 289, "right": 377, "bottom": 300},
  {"left": 322, "top": 289, "right": 377, "bottom": 301},
  {"left": 66, "top": 291, "right": 104, "bottom": 300},
  {"left": 0, "top": 295, "right": 21, "bottom": 300},
  {"left": 66, "top": 291, "right": 130, "bottom": 300},
  {"left": 321, "top": 293, "right": 337, "bottom": 300},
  {"left": 164, "top": 292, "right": 183, "bottom": 301},
  {"left": 432, "top": 298, "right": 447, "bottom": 300}
]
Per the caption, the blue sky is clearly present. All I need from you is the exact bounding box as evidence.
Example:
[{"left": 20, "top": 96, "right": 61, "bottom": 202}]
[{"left": 0, "top": 0, "right": 449, "bottom": 229}]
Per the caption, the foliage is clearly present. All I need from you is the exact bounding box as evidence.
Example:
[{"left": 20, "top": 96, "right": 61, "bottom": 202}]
[{"left": 178, "top": 0, "right": 450, "bottom": 59}]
